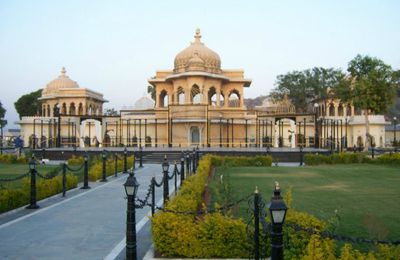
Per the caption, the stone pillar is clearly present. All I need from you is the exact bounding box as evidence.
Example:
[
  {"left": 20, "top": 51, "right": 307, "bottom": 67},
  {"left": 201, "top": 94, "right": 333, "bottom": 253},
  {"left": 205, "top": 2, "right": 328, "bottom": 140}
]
[{"left": 216, "top": 91, "right": 221, "bottom": 107}]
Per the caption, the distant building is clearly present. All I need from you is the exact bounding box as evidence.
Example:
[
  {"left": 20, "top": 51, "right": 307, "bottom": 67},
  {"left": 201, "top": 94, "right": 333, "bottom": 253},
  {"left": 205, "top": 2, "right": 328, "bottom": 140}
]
[{"left": 19, "top": 29, "right": 389, "bottom": 149}]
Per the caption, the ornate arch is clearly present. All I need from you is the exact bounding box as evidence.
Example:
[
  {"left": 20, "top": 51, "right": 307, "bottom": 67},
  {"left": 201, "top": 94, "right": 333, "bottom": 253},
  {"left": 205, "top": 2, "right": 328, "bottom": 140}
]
[
  {"left": 159, "top": 90, "right": 169, "bottom": 107},
  {"left": 228, "top": 89, "right": 241, "bottom": 107},
  {"left": 328, "top": 103, "right": 335, "bottom": 116},
  {"left": 208, "top": 87, "right": 216, "bottom": 106},
  {"left": 190, "top": 84, "right": 201, "bottom": 104}
]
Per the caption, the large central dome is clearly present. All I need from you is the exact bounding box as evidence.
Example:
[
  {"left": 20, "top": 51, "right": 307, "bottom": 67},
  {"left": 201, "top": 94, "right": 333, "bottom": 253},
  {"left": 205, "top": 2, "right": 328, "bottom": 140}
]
[{"left": 174, "top": 29, "right": 222, "bottom": 74}]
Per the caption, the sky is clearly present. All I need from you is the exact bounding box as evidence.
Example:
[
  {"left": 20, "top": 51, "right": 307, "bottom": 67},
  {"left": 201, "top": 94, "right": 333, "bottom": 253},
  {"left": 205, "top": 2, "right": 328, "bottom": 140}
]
[{"left": 1, "top": 0, "right": 399, "bottom": 129}]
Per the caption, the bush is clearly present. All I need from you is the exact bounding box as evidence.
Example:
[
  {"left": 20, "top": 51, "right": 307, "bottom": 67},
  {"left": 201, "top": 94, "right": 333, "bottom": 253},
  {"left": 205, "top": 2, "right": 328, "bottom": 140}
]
[
  {"left": 0, "top": 173, "right": 78, "bottom": 214},
  {"left": 211, "top": 155, "right": 272, "bottom": 167},
  {"left": 304, "top": 153, "right": 368, "bottom": 166},
  {"left": 67, "top": 155, "right": 84, "bottom": 166},
  {"left": 374, "top": 153, "right": 400, "bottom": 165},
  {"left": 0, "top": 154, "right": 28, "bottom": 164},
  {"left": 88, "top": 155, "right": 134, "bottom": 181}
]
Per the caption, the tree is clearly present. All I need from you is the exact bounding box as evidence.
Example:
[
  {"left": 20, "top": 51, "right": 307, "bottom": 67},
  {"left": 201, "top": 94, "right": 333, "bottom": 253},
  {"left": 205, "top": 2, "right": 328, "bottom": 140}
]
[
  {"left": 0, "top": 101, "right": 6, "bottom": 128},
  {"left": 14, "top": 89, "right": 42, "bottom": 119},
  {"left": 103, "top": 108, "right": 119, "bottom": 116},
  {"left": 147, "top": 85, "right": 156, "bottom": 101},
  {"left": 336, "top": 55, "right": 397, "bottom": 150},
  {"left": 271, "top": 67, "right": 345, "bottom": 112}
]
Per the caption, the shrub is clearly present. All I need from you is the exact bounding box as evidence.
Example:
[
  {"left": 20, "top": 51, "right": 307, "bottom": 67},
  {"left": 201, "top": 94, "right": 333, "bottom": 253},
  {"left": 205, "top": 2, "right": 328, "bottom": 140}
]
[
  {"left": 0, "top": 154, "right": 28, "bottom": 164},
  {"left": 374, "top": 153, "right": 400, "bottom": 165},
  {"left": 0, "top": 173, "right": 78, "bottom": 214},
  {"left": 88, "top": 155, "right": 134, "bottom": 181},
  {"left": 211, "top": 155, "right": 272, "bottom": 167},
  {"left": 67, "top": 155, "right": 84, "bottom": 166},
  {"left": 304, "top": 153, "right": 368, "bottom": 165}
]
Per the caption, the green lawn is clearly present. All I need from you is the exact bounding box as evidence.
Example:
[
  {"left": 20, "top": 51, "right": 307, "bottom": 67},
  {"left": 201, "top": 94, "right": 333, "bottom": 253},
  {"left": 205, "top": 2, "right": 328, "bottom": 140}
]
[
  {"left": 0, "top": 163, "right": 83, "bottom": 188},
  {"left": 210, "top": 164, "right": 400, "bottom": 241}
]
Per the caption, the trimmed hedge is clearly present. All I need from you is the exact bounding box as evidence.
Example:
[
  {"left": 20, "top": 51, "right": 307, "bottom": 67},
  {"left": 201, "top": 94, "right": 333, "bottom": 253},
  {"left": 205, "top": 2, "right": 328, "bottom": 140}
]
[
  {"left": 0, "top": 174, "right": 77, "bottom": 214},
  {"left": 0, "top": 154, "right": 28, "bottom": 164},
  {"left": 305, "top": 152, "right": 400, "bottom": 166},
  {"left": 211, "top": 155, "right": 272, "bottom": 167},
  {"left": 88, "top": 155, "right": 134, "bottom": 181}
]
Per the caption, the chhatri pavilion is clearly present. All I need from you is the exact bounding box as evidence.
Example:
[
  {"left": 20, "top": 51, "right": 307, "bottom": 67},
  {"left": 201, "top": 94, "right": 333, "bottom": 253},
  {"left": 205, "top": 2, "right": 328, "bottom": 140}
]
[{"left": 19, "top": 29, "right": 387, "bottom": 149}]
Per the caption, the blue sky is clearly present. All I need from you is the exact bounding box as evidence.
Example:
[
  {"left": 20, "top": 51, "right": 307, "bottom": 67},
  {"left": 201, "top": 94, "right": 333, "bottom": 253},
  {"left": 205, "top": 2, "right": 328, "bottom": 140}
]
[{"left": 1, "top": 0, "right": 399, "bottom": 128}]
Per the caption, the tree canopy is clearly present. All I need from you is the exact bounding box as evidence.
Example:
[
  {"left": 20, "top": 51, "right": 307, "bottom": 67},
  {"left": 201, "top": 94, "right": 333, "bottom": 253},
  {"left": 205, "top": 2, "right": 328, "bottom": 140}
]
[
  {"left": 14, "top": 89, "right": 42, "bottom": 119},
  {"left": 147, "top": 85, "right": 156, "bottom": 101},
  {"left": 0, "top": 101, "right": 7, "bottom": 128},
  {"left": 271, "top": 67, "right": 345, "bottom": 112},
  {"left": 103, "top": 108, "right": 119, "bottom": 116},
  {"left": 335, "top": 55, "right": 396, "bottom": 115}
]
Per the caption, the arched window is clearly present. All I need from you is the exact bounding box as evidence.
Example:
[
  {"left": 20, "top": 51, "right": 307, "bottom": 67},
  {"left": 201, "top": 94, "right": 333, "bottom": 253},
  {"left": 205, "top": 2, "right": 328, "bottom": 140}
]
[
  {"left": 88, "top": 104, "right": 93, "bottom": 115},
  {"left": 69, "top": 103, "right": 76, "bottom": 115},
  {"left": 208, "top": 87, "right": 217, "bottom": 106},
  {"left": 355, "top": 107, "right": 362, "bottom": 116},
  {"left": 329, "top": 103, "right": 335, "bottom": 116},
  {"left": 228, "top": 90, "right": 240, "bottom": 107},
  {"left": 62, "top": 103, "right": 67, "bottom": 115},
  {"left": 220, "top": 93, "right": 225, "bottom": 107},
  {"left": 191, "top": 85, "right": 201, "bottom": 104},
  {"left": 78, "top": 103, "right": 83, "bottom": 115},
  {"left": 346, "top": 104, "right": 352, "bottom": 116},
  {"left": 177, "top": 87, "right": 185, "bottom": 105},
  {"left": 42, "top": 105, "right": 46, "bottom": 116},
  {"left": 47, "top": 105, "right": 50, "bottom": 117},
  {"left": 338, "top": 103, "right": 344, "bottom": 116},
  {"left": 159, "top": 90, "right": 168, "bottom": 107}
]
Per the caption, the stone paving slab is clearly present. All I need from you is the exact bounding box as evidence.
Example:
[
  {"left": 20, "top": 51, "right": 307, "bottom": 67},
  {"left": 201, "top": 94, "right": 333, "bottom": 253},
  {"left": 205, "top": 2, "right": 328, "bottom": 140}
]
[{"left": 0, "top": 164, "right": 172, "bottom": 260}]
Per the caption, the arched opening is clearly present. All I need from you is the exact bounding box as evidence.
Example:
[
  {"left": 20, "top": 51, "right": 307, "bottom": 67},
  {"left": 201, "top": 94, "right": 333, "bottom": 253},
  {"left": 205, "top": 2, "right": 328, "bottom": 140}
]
[
  {"left": 228, "top": 90, "right": 240, "bottom": 107},
  {"left": 40, "top": 136, "right": 47, "bottom": 148},
  {"left": 88, "top": 105, "right": 93, "bottom": 115},
  {"left": 321, "top": 104, "right": 325, "bottom": 117},
  {"left": 159, "top": 90, "right": 168, "bottom": 107},
  {"left": 357, "top": 136, "right": 364, "bottom": 148},
  {"left": 355, "top": 107, "right": 362, "bottom": 116},
  {"left": 42, "top": 105, "right": 46, "bottom": 116},
  {"left": 190, "top": 126, "right": 200, "bottom": 145},
  {"left": 191, "top": 85, "right": 201, "bottom": 104},
  {"left": 177, "top": 87, "right": 185, "bottom": 105},
  {"left": 69, "top": 103, "right": 76, "bottom": 115},
  {"left": 78, "top": 103, "right": 83, "bottom": 115},
  {"left": 346, "top": 104, "right": 352, "bottom": 116},
  {"left": 329, "top": 103, "right": 335, "bottom": 116},
  {"left": 47, "top": 105, "right": 50, "bottom": 117},
  {"left": 338, "top": 103, "right": 344, "bottom": 116},
  {"left": 208, "top": 87, "right": 217, "bottom": 106},
  {"left": 62, "top": 103, "right": 67, "bottom": 115}
]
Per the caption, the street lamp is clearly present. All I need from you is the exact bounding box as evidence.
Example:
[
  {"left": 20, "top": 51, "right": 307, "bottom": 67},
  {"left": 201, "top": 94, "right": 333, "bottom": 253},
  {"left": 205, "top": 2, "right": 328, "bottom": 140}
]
[
  {"left": 55, "top": 104, "right": 61, "bottom": 148},
  {"left": 314, "top": 103, "right": 319, "bottom": 148},
  {"left": 27, "top": 155, "right": 39, "bottom": 209},
  {"left": 269, "top": 182, "right": 288, "bottom": 260},
  {"left": 162, "top": 155, "right": 170, "bottom": 204},
  {"left": 124, "top": 172, "right": 140, "bottom": 260}
]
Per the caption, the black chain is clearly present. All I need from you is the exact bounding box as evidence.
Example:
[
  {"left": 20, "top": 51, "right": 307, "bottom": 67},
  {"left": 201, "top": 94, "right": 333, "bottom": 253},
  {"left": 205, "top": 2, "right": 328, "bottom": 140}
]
[
  {"left": 167, "top": 170, "right": 175, "bottom": 180},
  {"left": 0, "top": 171, "right": 30, "bottom": 182},
  {"left": 154, "top": 176, "right": 163, "bottom": 187},
  {"left": 66, "top": 163, "right": 84, "bottom": 172},
  {"left": 135, "top": 183, "right": 153, "bottom": 209},
  {"left": 36, "top": 170, "right": 61, "bottom": 180}
]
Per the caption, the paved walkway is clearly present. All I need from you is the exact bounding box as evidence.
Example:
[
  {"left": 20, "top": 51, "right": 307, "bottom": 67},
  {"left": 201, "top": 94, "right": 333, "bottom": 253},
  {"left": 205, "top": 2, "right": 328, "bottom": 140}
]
[{"left": 0, "top": 164, "right": 174, "bottom": 260}]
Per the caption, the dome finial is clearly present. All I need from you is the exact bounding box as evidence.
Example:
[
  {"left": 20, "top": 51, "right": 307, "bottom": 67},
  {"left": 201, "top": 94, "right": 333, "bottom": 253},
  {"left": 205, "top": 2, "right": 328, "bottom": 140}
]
[
  {"left": 194, "top": 28, "right": 201, "bottom": 43},
  {"left": 61, "top": 67, "right": 66, "bottom": 76}
]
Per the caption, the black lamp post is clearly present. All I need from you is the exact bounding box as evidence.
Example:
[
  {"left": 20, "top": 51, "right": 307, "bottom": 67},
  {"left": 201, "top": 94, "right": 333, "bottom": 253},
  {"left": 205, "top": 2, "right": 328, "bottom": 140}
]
[
  {"left": 139, "top": 146, "right": 143, "bottom": 168},
  {"left": 124, "top": 146, "right": 128, "bottom": 173},
  {"left": 394, "top": 116, "right": 397, "bottom": 149},
  {"left": 269, "top": 182, "right": 288, "bottom": 260},
  {"left": 124, "top": 172, "right": 139, "bottom": 260},
  {"left": 27, "top": 155, "right": 39, "bottom": 209},
  {"left": 81, "top": 154, "right": 90, "bottom": 189},
  {"left": 162, "top": 155, "right": 170, "bottom": 205},
  {"left": 314, "top": 103, "right": 319, "bottom": 148},
  {"left": 180, "top": 155, "right": 185, "bottom": 183},
  {"left": 55, "top": 104, "right": 61, "bottom": 148},
  {"left": 101, "top": 150, "right": 107, "bottom": 182}
]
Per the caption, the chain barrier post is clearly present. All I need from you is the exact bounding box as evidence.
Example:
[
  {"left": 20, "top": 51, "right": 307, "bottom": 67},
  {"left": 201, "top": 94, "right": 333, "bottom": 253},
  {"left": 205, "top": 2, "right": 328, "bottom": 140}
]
[
  {"left": 62, "top": 162, "right": 67, "bottom": 197},
  {"left": 151, "top": 177, "right": 155, "bottom": 216},
  {"left": 299, "top": 145, "right": 303, "bottom": 166},
  {"left": 139, "top": 146, "right": 143, "bottom": 168},
  {"left": 186, "top": 153, "right": 190, "bottom": 176},
  {"left": 114, "top": 153, "right": 118, "bottom": 177},
  {"left": 81, "top": 154, "right": 90, "bottom": 189},
  {"left": 371, "top": 146, "right": 375, "bottom": 159},
  {"left": 27, "top": 155, "right": 39, "bottom": 209},
  {"left": 101, "top": 150, "right": 107, "bottom": 182},
  {"left": 162, "top": 155, "right": 170, "bottom": 205},
  {"left": 174, "top": 161, "right": 178, "bottom": 195},
  {"left": 124, "top": 147, "right": 128, "bottom": 173},
  {"left": 192, "top": 150, "right": 196, "bottom": 173},
  {"left": 196, "top": 146, "right": 200, "bottom": 168},
  {"left": 180, "top": 155, "right": 185, "bottom": 184},
  {"left": 42, "top": 148, "right": 46, "bottom": 160},
  {"left": 254, "top": 186, "right": 260, "bottom": 260}
]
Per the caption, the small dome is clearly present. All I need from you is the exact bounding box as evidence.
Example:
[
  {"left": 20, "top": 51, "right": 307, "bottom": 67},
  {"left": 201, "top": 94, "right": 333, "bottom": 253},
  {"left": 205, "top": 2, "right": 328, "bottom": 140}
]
[
  {"left": 133, "top": 95, "right": 155, "bottom": 110},
  {"left": 174, "top": 29, "right": 221, "bottom": 74},
  {"left": 42, "top": 67, "right": 79, "bottom": 95}
]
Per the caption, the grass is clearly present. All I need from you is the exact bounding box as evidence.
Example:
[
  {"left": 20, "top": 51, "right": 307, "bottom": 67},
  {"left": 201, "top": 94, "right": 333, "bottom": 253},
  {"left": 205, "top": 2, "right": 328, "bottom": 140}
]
[
  {"left": 210, "top": 164, "right": 400, "bottom": 241},
  {"left": 0, "top": 163, "right": 83, "bottom": 189}
]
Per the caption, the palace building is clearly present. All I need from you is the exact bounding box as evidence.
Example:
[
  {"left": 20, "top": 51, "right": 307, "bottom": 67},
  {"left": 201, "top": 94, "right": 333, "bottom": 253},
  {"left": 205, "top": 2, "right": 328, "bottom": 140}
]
[{"left": 19, "top": 29, "right": 388, "bottom": 150}]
